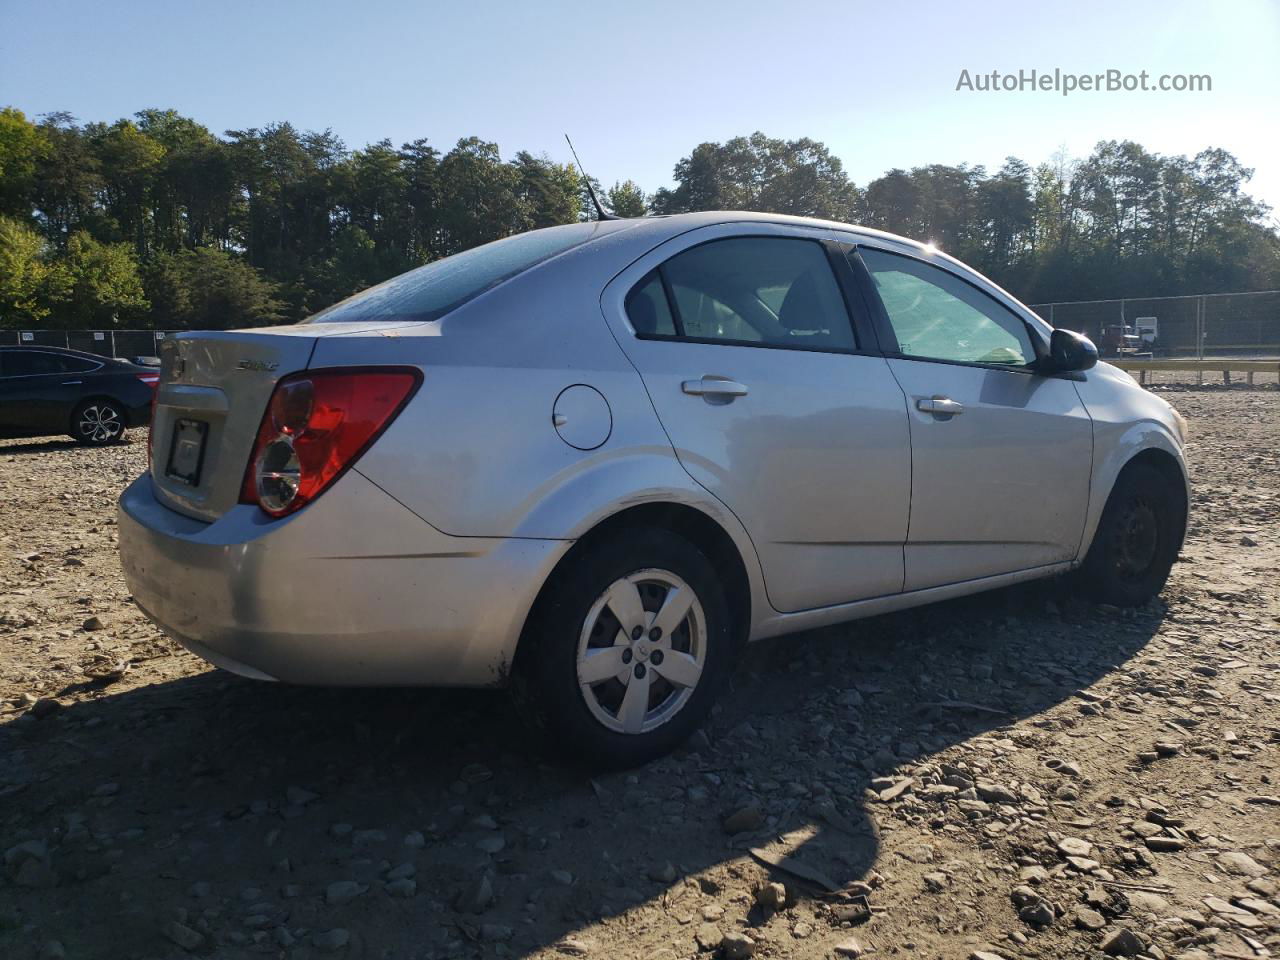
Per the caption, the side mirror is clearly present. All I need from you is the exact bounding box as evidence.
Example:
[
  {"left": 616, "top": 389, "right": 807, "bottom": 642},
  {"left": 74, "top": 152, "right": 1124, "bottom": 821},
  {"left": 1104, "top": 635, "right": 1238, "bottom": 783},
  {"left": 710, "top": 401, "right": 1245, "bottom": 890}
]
[{"left": 1045, "top": 328, "right": 1098, "bottom": 373}]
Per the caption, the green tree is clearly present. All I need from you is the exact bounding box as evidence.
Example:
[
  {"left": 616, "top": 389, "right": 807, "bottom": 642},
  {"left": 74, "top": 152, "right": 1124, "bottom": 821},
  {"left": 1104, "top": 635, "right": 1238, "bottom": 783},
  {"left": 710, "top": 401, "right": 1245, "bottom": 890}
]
[
  {"left": 89, "top": 118, "right": 166, "bottom": 255},
  {"left": 1030, "top": 150, "right": 1079, "bottom": 255},
  {"left": 144, "top": 247, "right": 283, "bottom": 329},
  {"left": 1074, "top": 140, "right": 1163, "bottom": 259},
  {"left": 653, "top": 133, "right": 860, "bottom": 220},
  {"left": 135, "top": 108, "right": 238, "bottom": 252},
  {"left": 4, "top": 105, "right": 1279, "bottom": 322},
  {"left": 435, "top": 137, "right": 521, "bottom": 253},
  {"left": 342, "top": 140, "right": 410, "bottom": 250},
  {"left": 0, "top": 108, "right": 47, "bottom": 218},
  {"left": 31, "top": 113, "right": 104, "bottom": 248},
  {"left": 54, "top": 231, "right": 149, "bottom": 327},
  {"left": 399, "top": 139, "right": 442, "bottom": 261},
  {"left": 977, "top": 159, "right": 1034, "bottom": 268},
  {"left": 0, "top": 215, "right": 67, "bottom": 325},
  {"left": 311, "top": 224, "right": 383, "bottom": 306},
  {"left": 863, "top": 169, "right": 923, "bottom": 237},
  {"left": 513, "top": 152, "right": 581, "bottom": 228},
  {"left": 607, "top": 180, "right": 647, "bottom": 217}
]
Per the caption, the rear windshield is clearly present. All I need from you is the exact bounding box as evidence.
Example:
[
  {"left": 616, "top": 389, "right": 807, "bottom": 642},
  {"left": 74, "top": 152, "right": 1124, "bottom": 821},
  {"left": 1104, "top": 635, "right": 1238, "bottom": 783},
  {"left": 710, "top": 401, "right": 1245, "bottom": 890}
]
[{"left": 304, "top": 224, "right": 596, "bottom": 324}]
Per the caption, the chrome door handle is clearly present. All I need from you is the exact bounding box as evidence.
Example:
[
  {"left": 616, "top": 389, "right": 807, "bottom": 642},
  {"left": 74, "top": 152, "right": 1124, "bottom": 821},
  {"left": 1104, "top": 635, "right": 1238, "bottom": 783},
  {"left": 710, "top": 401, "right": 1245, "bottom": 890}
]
[
  {"left": 917, "top": 395, "right": 964, "bottom": 416},
  {"left": 682, "top": 377, "right": 748, "bottom": 399},
  {"left": 61, "top": 380, "right": 82, "bottom": 385}
]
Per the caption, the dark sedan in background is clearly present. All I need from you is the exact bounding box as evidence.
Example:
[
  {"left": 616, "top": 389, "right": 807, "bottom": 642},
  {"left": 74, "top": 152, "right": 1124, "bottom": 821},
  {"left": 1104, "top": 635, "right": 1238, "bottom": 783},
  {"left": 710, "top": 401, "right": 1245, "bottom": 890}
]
[{"left": 0, "top": 346, "right": 158, "bottom": 445}]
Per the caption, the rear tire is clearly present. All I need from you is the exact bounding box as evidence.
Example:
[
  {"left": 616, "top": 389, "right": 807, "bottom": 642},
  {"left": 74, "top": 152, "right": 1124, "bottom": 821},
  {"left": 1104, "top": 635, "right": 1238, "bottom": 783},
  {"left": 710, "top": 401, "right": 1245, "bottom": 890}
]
[
  {"left": 70, "top": 399, "right": 126, "bottom": 446},
  {"left": 513, "top": 528, "right": 735, "bottom": 769},
  {"left": 1077, "top": 462, "right": 1184, "bottom": 607}
]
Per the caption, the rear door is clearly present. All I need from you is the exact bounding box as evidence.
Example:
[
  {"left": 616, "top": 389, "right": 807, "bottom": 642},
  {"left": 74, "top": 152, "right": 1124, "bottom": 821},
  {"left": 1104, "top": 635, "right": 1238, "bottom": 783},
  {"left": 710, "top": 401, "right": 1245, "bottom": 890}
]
[
  {"left": 853, "top": 246, "right": 1093, "bottom": 591},
  {"left": 602, "top": 224, "right": 912, "bottom": 613}
]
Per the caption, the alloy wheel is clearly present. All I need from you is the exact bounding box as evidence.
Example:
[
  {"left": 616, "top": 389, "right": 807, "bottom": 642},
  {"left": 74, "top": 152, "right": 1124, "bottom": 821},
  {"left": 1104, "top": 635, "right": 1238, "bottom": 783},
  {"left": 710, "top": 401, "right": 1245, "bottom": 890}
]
[
  {"left": 79, "top": 404, "right": 123, "bottom": 443},
  {"left": 576, "top": 568, "right": 707, "bottom": 735}
]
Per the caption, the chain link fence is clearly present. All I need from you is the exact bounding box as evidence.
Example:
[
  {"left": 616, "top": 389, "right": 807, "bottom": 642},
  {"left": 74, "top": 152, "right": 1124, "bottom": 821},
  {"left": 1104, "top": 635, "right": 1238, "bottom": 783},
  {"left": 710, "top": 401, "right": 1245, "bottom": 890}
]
[
  {"left": 1029, "top": 290, "right": 1280, "bottom": 358},
  {"left": 2, "top": 329, "right": 177, "bottom": 362},
  {"left": 9, "top": 291, "right": 1280, "bottom": 363}
]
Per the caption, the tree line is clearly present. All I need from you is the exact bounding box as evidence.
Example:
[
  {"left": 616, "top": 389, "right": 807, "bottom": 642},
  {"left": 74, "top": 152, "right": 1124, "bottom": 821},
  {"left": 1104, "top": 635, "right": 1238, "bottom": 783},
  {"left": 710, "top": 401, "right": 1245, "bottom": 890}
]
[{"left": 1, "top": 107, "right": 1276, "bottom": 330}]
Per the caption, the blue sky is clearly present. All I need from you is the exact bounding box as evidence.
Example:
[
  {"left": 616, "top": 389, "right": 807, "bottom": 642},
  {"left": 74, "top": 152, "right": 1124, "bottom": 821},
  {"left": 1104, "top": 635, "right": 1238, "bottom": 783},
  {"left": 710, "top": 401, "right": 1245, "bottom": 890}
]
[{"left": 3, "top": 0, "right": 1278, "bottom": 219}]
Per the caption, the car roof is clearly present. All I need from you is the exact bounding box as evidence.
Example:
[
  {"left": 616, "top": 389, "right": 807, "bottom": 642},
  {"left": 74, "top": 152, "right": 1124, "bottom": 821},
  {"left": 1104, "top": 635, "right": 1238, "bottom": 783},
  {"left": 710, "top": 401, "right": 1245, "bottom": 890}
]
[
  {"left": 584, "top": 211, "right": 999, "bottom": 283},
  {"left": 606, "top": 210, "right": 929, "bottom": 251}
]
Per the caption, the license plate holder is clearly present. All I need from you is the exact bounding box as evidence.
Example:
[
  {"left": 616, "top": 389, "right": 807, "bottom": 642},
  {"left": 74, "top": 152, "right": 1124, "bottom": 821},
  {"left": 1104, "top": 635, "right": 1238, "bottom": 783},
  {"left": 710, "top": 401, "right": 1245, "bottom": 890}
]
[{"left": 166, "top": 419, "right": 208, "bottom": 487}]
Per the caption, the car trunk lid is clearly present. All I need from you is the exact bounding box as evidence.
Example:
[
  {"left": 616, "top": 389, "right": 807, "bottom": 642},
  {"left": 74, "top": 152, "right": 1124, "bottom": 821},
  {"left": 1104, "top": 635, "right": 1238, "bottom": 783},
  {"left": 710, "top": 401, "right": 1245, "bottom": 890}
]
[
  {"left": 149, "top": 322, "right": 430, "bottom": 520},
  {"left": 150, "top": 329, "right": 320, "bottom": 521}
]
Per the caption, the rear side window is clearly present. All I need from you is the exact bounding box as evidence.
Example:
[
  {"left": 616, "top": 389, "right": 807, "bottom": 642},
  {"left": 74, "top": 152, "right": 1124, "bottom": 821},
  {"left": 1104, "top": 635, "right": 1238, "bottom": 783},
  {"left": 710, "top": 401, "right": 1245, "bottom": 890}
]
[
  {"left": 626, "top": 237, "right": 856, "bottom": 351},
  {"left": 306, "top": 224, "right": 597, "bottom": 324},
  {"left": 624, "top": 272, "right": 677, "bottom": 336}
]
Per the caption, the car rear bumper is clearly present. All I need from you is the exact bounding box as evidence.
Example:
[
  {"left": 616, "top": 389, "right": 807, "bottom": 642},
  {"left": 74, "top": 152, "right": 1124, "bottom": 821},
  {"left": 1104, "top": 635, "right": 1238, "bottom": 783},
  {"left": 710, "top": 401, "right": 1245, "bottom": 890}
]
[{"left": 117, "top": 471, "right": 570, "bottom": 686}]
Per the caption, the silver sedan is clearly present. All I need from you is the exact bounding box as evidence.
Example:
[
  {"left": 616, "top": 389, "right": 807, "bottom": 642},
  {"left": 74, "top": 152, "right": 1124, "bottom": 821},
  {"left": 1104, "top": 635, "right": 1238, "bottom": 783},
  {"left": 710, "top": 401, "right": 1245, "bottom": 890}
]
[{"left": 117, "top": 212, "right": 1189, "bottom": 767}]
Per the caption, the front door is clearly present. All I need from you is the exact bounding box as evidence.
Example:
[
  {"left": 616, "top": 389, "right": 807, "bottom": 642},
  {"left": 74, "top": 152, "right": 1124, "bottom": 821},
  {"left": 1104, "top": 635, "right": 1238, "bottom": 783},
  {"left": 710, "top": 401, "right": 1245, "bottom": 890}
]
[
  {"left": 603, "top": 227, "right": 912, "bottom": 613},
  {"left": 0, "top": 349, "right": 79, "bottom": 436},
  {"left": 855, "top": 247, "right": 1093, "bottom": 591}
]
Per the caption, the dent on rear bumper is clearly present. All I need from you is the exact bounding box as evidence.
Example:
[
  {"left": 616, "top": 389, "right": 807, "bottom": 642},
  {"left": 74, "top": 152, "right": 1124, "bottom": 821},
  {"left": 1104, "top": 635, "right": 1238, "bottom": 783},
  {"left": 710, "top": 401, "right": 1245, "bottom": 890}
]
[{"left": 117, "top": 472, "right": 570, "bottom": 686}]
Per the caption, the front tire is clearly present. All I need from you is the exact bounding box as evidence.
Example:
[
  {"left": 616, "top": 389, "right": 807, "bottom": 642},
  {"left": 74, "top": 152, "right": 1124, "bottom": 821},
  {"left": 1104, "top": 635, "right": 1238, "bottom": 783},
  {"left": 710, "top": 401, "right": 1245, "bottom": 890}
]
[
  {"left": 1077, "top": 462, "right": 1185, "bottom": 606},
  {"left": 514, "top": 528, "right": 735, "bottom": 769},
  {"left": 70, "top": 399, "right": 126, "bottom": 446}
]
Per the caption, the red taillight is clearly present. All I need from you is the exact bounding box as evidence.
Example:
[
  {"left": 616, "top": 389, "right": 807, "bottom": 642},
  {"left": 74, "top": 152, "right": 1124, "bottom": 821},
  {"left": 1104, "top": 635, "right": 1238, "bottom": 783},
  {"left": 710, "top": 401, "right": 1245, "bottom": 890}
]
[
  {"left": 239, "top": 368, "right": 421, "bottom": 518},
  {"left": 136, "top": 373, "right": 160, "bottom": 388}
]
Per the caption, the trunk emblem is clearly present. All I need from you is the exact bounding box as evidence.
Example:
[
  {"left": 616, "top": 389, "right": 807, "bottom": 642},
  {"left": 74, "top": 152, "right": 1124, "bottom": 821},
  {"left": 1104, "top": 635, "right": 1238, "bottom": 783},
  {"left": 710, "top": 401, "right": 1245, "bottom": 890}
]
[{"left": 237, "top": 359, "right": 279, "bottom": 372}]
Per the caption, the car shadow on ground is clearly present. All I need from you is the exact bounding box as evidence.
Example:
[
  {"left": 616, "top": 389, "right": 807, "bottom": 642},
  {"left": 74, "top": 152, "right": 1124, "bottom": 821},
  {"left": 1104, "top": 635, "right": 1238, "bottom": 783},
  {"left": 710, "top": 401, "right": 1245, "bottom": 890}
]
[
  {"left": 0, "top": 438, "right": 85, "bottom": 455},
  {"left": 2, "top": 577, "right": 1165, "bottom": 959},
  {"left": 0, "top": 436, "right": 140, "bottom": 456}
]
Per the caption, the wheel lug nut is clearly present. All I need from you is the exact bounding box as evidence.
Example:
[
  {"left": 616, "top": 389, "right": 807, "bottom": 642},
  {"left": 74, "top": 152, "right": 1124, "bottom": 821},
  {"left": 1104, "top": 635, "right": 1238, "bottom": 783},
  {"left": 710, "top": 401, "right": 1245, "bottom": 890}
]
[
  {"left": 634, "top": 663, "right": 646, "bottom": 679},
  {"left": 631, "top": 626, "right": 643, "bottom": 641},
  {"left": 648, "top": 627, "right": 661, "bottom": 641},
  {"left": 621, "top": 648, "right": 633, "bottom": 664},
  {"left": 650, "top": 650, "right": 664, "bottom": 665}
]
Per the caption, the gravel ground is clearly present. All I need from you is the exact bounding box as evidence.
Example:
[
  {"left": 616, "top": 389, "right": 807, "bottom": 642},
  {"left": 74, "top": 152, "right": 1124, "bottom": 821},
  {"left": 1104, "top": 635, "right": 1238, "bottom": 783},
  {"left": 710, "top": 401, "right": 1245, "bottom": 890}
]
[{"left": 1, "top": 386, "right": 1277, "bottom": 960}]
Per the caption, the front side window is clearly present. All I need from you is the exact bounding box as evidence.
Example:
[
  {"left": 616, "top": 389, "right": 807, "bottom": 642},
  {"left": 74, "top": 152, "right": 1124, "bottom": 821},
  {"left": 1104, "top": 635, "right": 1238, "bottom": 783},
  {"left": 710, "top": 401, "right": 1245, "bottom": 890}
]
[
  {"left": 626, "top": 237, "right": 856, "bottom": 351},
  {"left": 859, "top": 248, "right": 1035, "bottom": 366},
  {"left": 1, "top": 351, "right": 71, "bottom": 376}
]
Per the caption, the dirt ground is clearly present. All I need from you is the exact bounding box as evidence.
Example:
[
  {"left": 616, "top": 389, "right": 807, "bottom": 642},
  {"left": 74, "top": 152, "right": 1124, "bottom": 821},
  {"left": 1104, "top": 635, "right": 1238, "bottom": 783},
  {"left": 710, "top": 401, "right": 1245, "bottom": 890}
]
[{"left": 1, "top": 386, "right": 1277, "bottom": 960}]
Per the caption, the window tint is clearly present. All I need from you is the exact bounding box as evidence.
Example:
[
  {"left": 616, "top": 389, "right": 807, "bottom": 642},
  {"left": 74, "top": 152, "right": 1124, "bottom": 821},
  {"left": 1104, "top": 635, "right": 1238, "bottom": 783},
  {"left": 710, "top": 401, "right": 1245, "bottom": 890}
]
[
  {"left": 859, "top": 249, "right": 1035, "bottom": 366},
  {"left": 305, "top": 223, "right": 598, "bottom": 324},
  {"left": 1, "top": 350, "right": 71, "bottom": 376},
  {"left": 62, "top": 356, "right": 101, "bottom": 373},
  {"left": 625, "top": 272, "right": 677, "bottom": 336},
  {"left": 646, "top": 237, "right": 855, "bottom": 350}
]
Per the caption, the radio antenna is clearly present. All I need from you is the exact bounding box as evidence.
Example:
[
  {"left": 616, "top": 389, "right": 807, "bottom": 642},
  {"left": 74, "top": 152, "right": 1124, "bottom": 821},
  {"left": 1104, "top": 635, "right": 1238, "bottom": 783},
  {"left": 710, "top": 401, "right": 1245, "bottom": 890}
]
[{"left": 565, "top": 134, "right": 618, "bottom": 220}]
